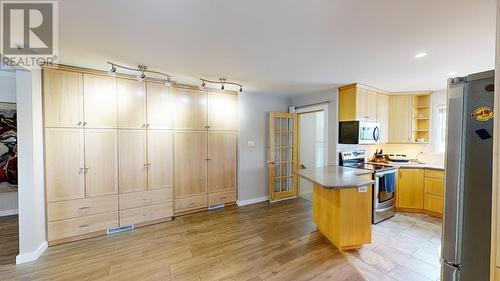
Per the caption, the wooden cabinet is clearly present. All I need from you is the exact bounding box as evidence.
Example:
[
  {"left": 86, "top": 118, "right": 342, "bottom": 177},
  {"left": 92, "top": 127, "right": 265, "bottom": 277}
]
[
  {"left": 43, "top": 69, "right": 83, "bottom": 127},
  {"left": 83, "top": 74, "right": 117, "bottom": 128},
  {"left": 174, "top": 132, "right": 208, "bottom": 198},
  {"left": 424, "top": 170, "right": 444, "bottom": 215},
  {"left": 118, "top": 130, "right": 147, "bottom": 193},
  {"left": 208, "top": 132, "right": 237, "bottom": 195},
  {"left": 396, "top": 169, "right": 424, "bottom": 209},
  {"left": 84, "top": 129, "right": 118, "bottom": 197},
  {"left": 147, "top": 82, "right": 173, "bottom": 129},
  {"left": 45, "top": 128, "right": 85, "bottom": 202},
  {"left": 208, "top": 92, "right": 238, "bottom": 130},
  {"left": 377, "top": 94, "right": 390, "bottom": 143},
  {"left": 338, "top": 84, "right": 379, "bottom": 122},
  {"left": 389, "top": 95, "right": 412, "bottom": 143},
  {"left": 117, "top": 79, "right": 147, "bottom": 129},
  {"left": 174, "top": 88, "right": 207, "bottom": 130},
  {"left": 147, "top": 130, "right": 173, "bottom": 190}
]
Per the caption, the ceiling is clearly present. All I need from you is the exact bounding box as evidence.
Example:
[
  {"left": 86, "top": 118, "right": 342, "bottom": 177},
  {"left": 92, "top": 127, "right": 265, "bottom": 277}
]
[{"left": 57, "top": 0, "right": 496, "bottom": 97}]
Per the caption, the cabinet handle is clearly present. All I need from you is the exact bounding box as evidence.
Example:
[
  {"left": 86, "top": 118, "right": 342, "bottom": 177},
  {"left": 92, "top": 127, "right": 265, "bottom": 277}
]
[
  {"left": 77, "top": 121, "right": 82, "bottom": 126},
  {"left": 189, "top": 202, "right": 196, "bottom": 206},
  {"left": 78, "top": 206, "right": 92, "bottom": 210},
  {"left": 79, "top": 168, "right": 84, "bottom": 174},
  {"left": 142, "top": 123, "right": 146, "bottom": 128},
  {"left": 79, "top": 224, "right": 91, "bottom": 228},
  {"left": 146, "top": 124, "right": 150, "bottom": 128},
  {"left": 205, "top": 125, "right": 210, "bottom": 129},
  {"left": 83, "top": 122, "right": 87, "bottom": 126},
  {"left": 220, "top": 196, "right": 226, "bottom": 200},
  {"left": 143, "top": 212, "right": 153, "bottom": 217}
]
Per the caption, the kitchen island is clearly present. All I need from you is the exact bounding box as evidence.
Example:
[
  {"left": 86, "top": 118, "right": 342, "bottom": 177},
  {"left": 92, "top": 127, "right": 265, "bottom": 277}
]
[{"left": 297, "top": 166, "right": 375, "bottom": 251}]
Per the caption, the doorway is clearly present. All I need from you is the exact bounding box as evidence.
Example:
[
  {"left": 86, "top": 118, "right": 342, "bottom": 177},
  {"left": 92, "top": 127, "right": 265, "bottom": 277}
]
[{"left": 297, "top": 104, "right": 328, "bottom": 202}]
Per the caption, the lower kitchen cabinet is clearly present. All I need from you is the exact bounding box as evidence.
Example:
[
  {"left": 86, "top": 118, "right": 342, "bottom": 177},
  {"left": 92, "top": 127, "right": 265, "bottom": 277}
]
[
  {"left": 396, "top": 169, "right": 424, "bottom": 209},
  {"left": 423, "top": 170, "right": 445, "bottom": 215}
]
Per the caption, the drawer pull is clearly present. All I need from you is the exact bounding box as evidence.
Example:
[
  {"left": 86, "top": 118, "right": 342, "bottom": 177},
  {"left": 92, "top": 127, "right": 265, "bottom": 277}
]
[
  {"left": 220, "top": 196, "right": 226, "bottom": 200},
  {"left": 143, "top": 212, "right": 153, "bottom": 217},
  {"left": 79, "top": 224, "right": 91, "bottom": 228},
  {"left": 189, "top": 202, "right": 196, "bottom": 206},
  {"left": 78, "top": 206, "right": 92, "bottom": 210}
]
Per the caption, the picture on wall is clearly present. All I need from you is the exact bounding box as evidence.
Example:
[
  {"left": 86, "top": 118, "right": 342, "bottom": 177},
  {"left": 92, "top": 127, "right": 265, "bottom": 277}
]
[{"left": 0, "top": 102, "right": 17, "bottom": 192}]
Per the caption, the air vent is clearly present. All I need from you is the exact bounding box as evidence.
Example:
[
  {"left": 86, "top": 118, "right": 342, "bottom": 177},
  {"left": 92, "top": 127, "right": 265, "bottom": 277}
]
[
  {"left": 107, "top": 224, "right": 134, "bottom": 235},
  {"left": 208, "top": 204, "right": 225, "bottom": 210}
]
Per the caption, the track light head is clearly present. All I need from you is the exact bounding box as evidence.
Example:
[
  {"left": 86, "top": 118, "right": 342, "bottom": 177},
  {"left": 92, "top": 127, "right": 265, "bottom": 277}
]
[
  {"left": 221, "top": 84, "right": 224, "bottom": 90},
  {"left": 136, "top": 72, "right": 146, "bottom": 81},
  {"left": 164, "top": 77, "right": 172, "bottom": 87},
  {"left": 239, "top": 86, "right": 243, "bottom": 93},
  {"left": 108, "top": 65, "right": 116, "bottom": 77}
]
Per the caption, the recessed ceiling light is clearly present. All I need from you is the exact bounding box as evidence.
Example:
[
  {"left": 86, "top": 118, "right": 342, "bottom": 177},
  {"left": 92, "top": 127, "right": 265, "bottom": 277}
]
[
  {"left": 415, "top": 52, "right": 428, "bottom": 58},
  {"left": 447, "top": 72, "right": 458, "bottom": 76}
]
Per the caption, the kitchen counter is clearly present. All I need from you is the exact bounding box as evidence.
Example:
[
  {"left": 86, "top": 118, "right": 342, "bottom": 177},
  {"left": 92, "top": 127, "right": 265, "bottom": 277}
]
[
  {"left": 297, "top": 165, "right": 373, "bottom": 251},
  {"left": 369, "top": 162, "right": 445, "bottom": 171},
  {"left": 296, "top": 166, "right": 374, "bottom": 189}
]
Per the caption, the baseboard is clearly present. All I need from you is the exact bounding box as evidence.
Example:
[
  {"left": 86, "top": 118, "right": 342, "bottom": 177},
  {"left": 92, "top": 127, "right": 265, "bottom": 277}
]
[
  {"left": 237, "top": 196, "right": 268, "bottom": 206},
  {"left": 0, "top": 209, "right": 18, "bottom": 216},
  {"left": 16, "top": 241, "right": 48, "bottom": 264}
]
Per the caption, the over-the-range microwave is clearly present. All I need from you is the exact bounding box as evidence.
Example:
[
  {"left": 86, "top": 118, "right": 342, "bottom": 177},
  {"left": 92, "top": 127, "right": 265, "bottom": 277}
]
[{"left": 339, "top": 121, "right": 380, "bottom": 144}]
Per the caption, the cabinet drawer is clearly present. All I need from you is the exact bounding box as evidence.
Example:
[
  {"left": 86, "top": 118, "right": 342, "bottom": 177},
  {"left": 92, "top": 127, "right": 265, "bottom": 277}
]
[
  {"left": 424, "top": 169, "right": 444, "bottom": 180},
  {"left": 47, "top": 195, "right": 118, "bottom": 222},
  {"left": 119, "top": 203, "right": 173, "bottom": 226},
  {"left": 424, "top": 195, "right": 443, "bottom": 214},
  {"left": 48, "top": 212, "right": 118, "bottom": 241},
  {"left": 119, "top": 188, "right": 172, "bottom": 210},
  {"left": 175, "top": 195, "right": 207, "bottom": 213},
  {"left": 424, "top": 177, "right": 444, "bottom": 197},
  {"left": 209, "top": 190, "right": 236, "bottom": 206}
]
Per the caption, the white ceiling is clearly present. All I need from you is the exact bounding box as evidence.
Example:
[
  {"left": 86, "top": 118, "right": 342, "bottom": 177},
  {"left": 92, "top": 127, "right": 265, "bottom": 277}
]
[{"left": 58, "top": 0, "right": 496, "bottom": 97}]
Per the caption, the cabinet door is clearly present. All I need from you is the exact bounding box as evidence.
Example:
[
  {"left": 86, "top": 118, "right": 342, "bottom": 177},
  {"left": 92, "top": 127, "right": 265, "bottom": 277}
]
[
  {"left": 389, "top": 95, "right": 412, "bottom": 142},
  {"left": 355, "top": 88, "right": 368, "bottom": 121},
  {"left": 175, "top": 132, "right": 207, "bottom": 198},
  {"left": 85, "top": 129, "right": 118, "bottom": 197},
  {"left": 208, "top": 132, "right": 237, "bottom": 193},
  {"left": 173, "top": 88, "right": 207, "bottom": 130},
  {"left": 397, "top": 169, "right": 424, "bottom": 209},
  {"left": 365, "top": 90, "right": 378, "bottom": 122},
  {"left": 84, "top": 74, "right": 117, "bottom": 128},
  {"left": 117, "top": 79, "right": 146, "bottom": 129},
  {"left": 377, "top": 94, "right": 390, "bottom": 143},
  {"left": 118, "top": 130, "right": 147, "bottom": 193},
  {"left": 147, "top": 130, "right": 173, "bottom": 190},
  {"left": 45, "top": 128, "right": 85, "bottom": 202},
  {"left": 208, "top": 92, "right": 237, "bottom": 130},
  {"left": 147, "top": 82, "right": 173, "bottom": 129},
  {"left": 43, "top": 69, "right": 83, "bottom": 127}
]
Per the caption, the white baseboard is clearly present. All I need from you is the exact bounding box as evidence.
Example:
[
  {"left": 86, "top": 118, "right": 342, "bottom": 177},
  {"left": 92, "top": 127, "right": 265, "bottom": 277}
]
[
  {"left": 237, "top": 196, "right": 268, "bottom": 206},
  {"left": 0, "top": 209, "right": 18, "bottom": 216},
  {"left": 16, "top": 241, "right": 48, "bottom": 264}
]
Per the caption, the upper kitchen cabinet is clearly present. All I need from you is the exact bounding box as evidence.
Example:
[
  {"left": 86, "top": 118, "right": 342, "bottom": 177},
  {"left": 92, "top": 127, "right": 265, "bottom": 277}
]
[
  {"left": 43, "top": 69, "right": 84, "bottom": 128},
  {"left": 174, "top": 88, "right": 207, "bottom": 130},
  {"left": 208, "top": 92, "right": 238, "bottom": 130},
  {"left": 117, "top": 78, "right": 147, "bottom": 129},
  {"left": 389, "top": 95, "right": 412, "bottom": 143},
  {"left": 147, "top": 82, "right": 174, "bottom": 129},
  {"left": 377, "top": 94, "right": 390, "bottom": 143},
  {"left": 84, "top": 74, "right": 117, "bottom": 128},
  {"left": 338, "top": 83, "right": 380, "bottom": 122}
]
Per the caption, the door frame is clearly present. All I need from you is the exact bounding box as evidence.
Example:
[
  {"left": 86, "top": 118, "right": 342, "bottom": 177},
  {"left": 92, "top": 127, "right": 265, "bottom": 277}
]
[{"left": 293, "top": 103, "right": 329, "bottom": 196}]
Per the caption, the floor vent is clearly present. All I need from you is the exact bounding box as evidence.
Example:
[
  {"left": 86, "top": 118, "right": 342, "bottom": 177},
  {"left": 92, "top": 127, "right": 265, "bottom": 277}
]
[
  {"left": 208, "top": 204, "right": 225, "bottom": 210},
  {"left": 107, "top": 224, "right": 134, "bottom": 235}
]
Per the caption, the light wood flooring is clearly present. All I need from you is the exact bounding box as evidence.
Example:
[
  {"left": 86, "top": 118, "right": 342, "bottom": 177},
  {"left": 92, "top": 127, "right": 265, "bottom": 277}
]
[
  {"left": 0, "top": 199, "right": 365, "bottom": 281},
  {"left": 345, "top": 212, "right": 442, "bottom": 281},
  {"left": 0, "top": 215, "right": 18, "bottom": 266}
]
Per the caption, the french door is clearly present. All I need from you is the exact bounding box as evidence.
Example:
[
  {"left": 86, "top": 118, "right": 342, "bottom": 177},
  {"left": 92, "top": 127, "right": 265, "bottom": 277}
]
[{"left": 268, "top": 112, "right": 298, "bottom": 201}]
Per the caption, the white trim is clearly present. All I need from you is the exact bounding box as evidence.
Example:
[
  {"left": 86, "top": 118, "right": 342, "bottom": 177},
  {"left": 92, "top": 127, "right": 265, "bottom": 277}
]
[
  {"left": 270, "top": 196, "right": 298, "bottom": 203},
  {"left": 237, "top": 196, "right": 268, "bottom": 206},
  {"left": 0, "top": 209, "right": 18, "bottom": 216},
  {"left": 16, "top": 241, "right": 48, "bottom": 264}
]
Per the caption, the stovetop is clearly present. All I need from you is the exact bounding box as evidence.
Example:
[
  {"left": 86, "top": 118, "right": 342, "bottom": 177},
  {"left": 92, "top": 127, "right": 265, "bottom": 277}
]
[{"left": 344, "top": 162, "right": 396, "bottom": 172}]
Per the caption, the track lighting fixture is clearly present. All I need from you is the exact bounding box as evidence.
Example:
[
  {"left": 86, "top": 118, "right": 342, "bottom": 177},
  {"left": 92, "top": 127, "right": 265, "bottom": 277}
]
[
  {"left": 107, "top": 61, "right": 173, "bottom": 87},
  {"left": 199, "top": 78, "right": 244, "bottom": 93}
]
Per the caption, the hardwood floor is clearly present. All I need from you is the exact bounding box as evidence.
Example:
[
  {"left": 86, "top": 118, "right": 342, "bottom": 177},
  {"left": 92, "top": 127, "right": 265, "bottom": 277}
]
[
  {"left": 0, "top": 199, "right": 364, "bottom": 281},
  {"left": 0, "top": 215, "right": 18, "bottom": 266}
]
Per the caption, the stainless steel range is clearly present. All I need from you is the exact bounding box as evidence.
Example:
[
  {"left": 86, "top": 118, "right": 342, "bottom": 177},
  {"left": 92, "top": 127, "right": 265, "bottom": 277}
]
[{"left": 339, "top": 150, "right": 397, "bottom": 224}]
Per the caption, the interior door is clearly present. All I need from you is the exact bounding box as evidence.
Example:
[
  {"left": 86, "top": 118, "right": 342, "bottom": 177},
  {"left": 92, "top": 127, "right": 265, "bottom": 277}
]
[
  {"left": 84, "top": 129, "right": 118, "bottom": 197},
  {"left": 208, "top": 132, "right": 237, "bottom": 193},
  {"left": 173, "top": 88, "right": 207, "bottom": 130},
  {"left": 147, "top": 130, "right": 173, "bottom": 190},
  {"left": 83, "top": 74, "right": 117, "bottom": 128},
  {"left": 268, "top": 112, "right": 298, "bottom": 202},
  {"left": 45, "top": 128, "right": 85, "bottom": 202},
  {"left": 174, "top": 132, "right": 207, "bottom": 198},
  {"left": 117, "top": 78, "right": 147, "bottom": 129},
  {"left": 147, "top": 82, "right": 173, "bottom": 129},
  {"left": 118, "top": 130, "right": 147, "bottom": 193}
]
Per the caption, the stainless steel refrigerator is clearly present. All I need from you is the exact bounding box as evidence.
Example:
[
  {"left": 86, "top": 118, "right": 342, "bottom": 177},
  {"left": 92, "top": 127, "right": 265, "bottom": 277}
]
[{"left": 442, "top": 70, "right": 495, "bottom": 281}]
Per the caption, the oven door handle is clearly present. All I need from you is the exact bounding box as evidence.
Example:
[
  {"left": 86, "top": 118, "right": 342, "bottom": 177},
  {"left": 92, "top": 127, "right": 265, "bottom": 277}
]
[{"left": 375, "top": 170, "right": 397, "bottom": 177}]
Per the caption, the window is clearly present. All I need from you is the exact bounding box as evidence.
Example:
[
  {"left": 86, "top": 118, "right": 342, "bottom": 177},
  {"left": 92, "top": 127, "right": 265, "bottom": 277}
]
[{"left": 436, "top": 105, "right": 447, "bottom": 154}]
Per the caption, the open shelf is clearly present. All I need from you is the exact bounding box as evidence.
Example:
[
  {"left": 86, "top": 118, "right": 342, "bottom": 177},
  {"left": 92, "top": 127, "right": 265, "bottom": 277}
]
[{"left": 412, "top": 94, "right": 431, "bottom": 143}]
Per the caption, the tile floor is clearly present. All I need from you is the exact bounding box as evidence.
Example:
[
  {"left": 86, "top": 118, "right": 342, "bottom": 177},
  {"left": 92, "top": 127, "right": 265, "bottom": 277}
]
[{"left": 345, "top": 212, "right": 443, "bottom": 281}]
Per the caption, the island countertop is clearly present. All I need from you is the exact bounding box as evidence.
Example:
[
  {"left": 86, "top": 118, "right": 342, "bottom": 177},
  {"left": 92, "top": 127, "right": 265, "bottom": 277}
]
[{"left": 296, "top": 165, "right": 374, "bottom": 189}]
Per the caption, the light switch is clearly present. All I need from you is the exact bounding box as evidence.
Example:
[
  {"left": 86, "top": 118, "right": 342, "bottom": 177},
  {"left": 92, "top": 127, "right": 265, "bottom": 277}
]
[{"left": 247, "top": 140, "right": 256, "bottom": 147}]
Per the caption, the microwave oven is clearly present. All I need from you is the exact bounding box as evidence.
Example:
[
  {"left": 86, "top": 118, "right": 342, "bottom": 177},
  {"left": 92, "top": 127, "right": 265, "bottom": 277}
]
[{"left": 339, "top": 121, "right": 380, "bottom": 144}]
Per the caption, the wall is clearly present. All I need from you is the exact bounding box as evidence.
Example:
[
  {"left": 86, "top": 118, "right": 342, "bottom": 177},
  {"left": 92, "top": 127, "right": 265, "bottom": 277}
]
[
  {"left": 0, "top": 72, "right": 18, "bottom": 216},
  {"left": 299, "top": 113, "right": 317, "bottom": 195},
  {"left": 16, "top": 69, "right": 47, "bottom": 264},
  {"left": 237, "top": 92, "right": 291, "bottom": 203}
]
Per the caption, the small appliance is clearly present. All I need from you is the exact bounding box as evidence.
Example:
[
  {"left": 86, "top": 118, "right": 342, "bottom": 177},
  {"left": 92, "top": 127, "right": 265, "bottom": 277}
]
[{"left": 338, "top": 121, "right": 380, "bottom": 144}]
